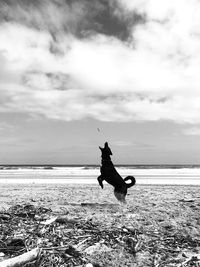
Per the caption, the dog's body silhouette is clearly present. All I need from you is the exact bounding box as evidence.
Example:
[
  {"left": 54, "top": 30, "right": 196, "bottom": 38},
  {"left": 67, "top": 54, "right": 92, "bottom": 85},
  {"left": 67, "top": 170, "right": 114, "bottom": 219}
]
[{"left": 97, "top": 142, "right": 136, "bottom": 203}]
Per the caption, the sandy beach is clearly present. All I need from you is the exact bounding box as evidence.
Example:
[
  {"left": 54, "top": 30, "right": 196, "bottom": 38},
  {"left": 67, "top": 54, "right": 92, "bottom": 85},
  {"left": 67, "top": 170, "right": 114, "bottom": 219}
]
[
  {"left": 1, "top": 0, "right": 200, "bottom": 265},
  {"left": 0, "top": 183, "right": 200, "bottom": 266}
]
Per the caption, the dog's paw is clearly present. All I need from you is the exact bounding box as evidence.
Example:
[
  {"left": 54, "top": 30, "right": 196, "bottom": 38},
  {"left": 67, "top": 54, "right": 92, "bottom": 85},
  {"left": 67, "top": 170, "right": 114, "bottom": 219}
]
[
  {"left": 97, "top": 177, "right": 104, "bottom": 189},
  {"left": 99, "top": 182, "right": 104, "bottom": 189}
]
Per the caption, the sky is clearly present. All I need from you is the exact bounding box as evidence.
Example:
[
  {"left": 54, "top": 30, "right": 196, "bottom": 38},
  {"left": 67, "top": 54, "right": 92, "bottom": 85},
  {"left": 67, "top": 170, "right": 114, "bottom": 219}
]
[{"left": 0, "top": 0, "right": 200, "bottom": 164}]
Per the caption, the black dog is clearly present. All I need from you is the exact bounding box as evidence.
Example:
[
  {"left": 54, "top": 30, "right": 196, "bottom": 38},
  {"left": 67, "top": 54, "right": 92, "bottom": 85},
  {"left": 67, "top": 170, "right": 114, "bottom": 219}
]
[{"left": 97, "top": 142, "right": 136, "bottom": 203}]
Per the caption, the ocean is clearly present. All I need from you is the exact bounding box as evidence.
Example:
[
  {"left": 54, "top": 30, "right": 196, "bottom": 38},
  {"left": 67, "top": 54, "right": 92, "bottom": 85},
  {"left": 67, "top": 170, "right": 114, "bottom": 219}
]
[{"left": 0, "top": 165, "right": 200, "bottom": 185}]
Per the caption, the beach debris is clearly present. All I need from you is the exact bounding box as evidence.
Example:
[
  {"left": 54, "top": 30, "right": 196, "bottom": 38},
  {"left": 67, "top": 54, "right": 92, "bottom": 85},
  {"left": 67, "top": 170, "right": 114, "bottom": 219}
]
[
  {"left": 179, "top": 255, "right": 200, "bottom": 267},
  {"left": 182, "top": 251, "right": 200, "bottom": 259},
  {"left": 0, "top": 213, "right": 11, "bottom": 221},
  {"left": 0, "top": 252, "right": 5, "bottom": 261},
  {"left": 179, "top": 198, "right": 195, "bottom": 203},
  {"left": 1, "top": 202, "right": 200, "bottom": 266},
  {"left": 40, "top": 216, "right": 58, "bottom": 225},
  {"left": 0, "top": 203, "right": 145, "bottom": 266},
  {"left": 75, "top": 236, "right": 93, "bottom": 251},
  {"left": 55, "top": 216, "right": 78, "bottom": 225},
  {"left": 64, "top": 245, "right": 82, "bottom": 258},
  {"left": 84, "top": 243, "right": 112, "bottom": 255},
  {"left": 123, "top": 236, "right": 143, "bottom": 255},
  {"left": 81, "top": 203, "right": 118, "bottom": 207},
  {"left": 0, "top": 247, "right": 41, "bottom": 267},
  {"left": 6, "top": 239, "right": 25, "bottom": 251},
  {"left": 125, "top": 213, "right": 137, "bottom": 220},
  {"left": 7, "top": 203, "right": 51, "bottom": 219}
]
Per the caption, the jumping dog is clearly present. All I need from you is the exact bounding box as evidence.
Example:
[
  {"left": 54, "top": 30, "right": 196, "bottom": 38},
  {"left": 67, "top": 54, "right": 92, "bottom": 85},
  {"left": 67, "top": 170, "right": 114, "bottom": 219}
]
[{"left": 97, "top": 142, "right": 136, "bottom": 203}]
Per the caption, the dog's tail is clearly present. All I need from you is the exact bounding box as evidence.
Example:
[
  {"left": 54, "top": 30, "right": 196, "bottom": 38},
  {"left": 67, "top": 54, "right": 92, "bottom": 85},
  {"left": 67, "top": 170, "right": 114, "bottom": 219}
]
[{"left": 124, "top": 176, "right": 136, "bottom": 188}]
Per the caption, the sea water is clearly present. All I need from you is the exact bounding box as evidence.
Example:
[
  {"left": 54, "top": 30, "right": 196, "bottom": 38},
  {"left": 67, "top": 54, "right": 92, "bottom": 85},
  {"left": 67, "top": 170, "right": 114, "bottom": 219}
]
[{"left": 0, "top": 165, "right": 200, "bottom": 185}]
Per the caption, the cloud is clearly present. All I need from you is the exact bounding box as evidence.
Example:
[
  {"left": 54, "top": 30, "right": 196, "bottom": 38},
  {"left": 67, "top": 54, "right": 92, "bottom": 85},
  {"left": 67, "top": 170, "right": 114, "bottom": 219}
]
[
  {"left": 183, "top": 127, "right": 200, "bottom": 136},
  {"left": 0, "top": 0, "right": 200, "bottom": 123},
  {"left": 112, "top": 140, "right": 154, "bottom": 148},
  {"left": 0, "top": 0, "right": 144, "bottom": 41},
  {"left": 0, "top": 122, "right": 14, "bottom": 132}
]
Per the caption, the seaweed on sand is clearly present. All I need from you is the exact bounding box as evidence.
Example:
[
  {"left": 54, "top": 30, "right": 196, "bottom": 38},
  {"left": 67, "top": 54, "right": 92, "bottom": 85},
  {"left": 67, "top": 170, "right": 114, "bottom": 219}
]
[{"left": 0, "top": 203, "right": 200, "bottom": 267}]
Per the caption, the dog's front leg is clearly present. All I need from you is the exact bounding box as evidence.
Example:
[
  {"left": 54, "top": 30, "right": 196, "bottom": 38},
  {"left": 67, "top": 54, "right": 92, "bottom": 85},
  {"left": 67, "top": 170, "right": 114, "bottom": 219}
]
[{"left": 97, "top": 175, "right": 104, "bottom": 189}]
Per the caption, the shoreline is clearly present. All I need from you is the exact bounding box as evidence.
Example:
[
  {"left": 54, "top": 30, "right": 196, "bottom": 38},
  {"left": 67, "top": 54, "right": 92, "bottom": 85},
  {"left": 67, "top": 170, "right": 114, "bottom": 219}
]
[{"left": 0, "top": 178, "right": 200, "bottom": 185}]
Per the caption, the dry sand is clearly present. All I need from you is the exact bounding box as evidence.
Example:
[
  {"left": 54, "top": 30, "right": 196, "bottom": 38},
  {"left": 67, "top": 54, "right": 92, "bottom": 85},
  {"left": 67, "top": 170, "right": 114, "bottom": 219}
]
[{"left": 0, "top": 183, "right": 200, "bottom": 266}]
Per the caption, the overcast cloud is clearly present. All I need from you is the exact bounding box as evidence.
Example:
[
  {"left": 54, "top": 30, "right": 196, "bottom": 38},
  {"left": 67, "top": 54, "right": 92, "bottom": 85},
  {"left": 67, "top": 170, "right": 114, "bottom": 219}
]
[{"left": 0, "top": 0, "right": 200, "bottom": 123}]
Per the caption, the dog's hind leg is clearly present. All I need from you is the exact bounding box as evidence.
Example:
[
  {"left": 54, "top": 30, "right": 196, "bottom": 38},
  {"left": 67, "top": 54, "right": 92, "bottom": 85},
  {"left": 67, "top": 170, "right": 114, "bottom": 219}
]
[
  {"left": 97, "top": 175, "right": 104, "bottom": 189},
  {"left": 114, "top": 190, "right": 126, "bottom": 204}
]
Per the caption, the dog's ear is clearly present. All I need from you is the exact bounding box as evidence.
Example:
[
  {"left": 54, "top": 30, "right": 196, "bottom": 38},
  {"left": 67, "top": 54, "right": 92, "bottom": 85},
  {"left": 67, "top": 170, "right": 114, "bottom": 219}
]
[
  {"left": 99, "top": 146, "right": 103, "bottom": 151},
  {"left": 104, "top": 142, "right": 109, "bottom": 148}
]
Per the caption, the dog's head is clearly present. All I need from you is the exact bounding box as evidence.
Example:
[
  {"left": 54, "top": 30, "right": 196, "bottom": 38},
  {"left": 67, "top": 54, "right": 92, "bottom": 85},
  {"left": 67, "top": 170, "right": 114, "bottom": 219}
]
[{"left": 99, "top": 142, "right": 113, "bottom": 158}]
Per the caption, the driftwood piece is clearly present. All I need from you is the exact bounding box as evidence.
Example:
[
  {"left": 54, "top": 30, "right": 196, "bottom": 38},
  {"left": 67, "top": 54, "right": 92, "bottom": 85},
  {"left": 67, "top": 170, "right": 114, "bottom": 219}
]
[
  {"left": 0, "top": 248, "right": 41, "bottom": 267},
  {"left": 179, "top": 198, "right": 195, "bottom": 203},
  {"left": 40, "top": 216, "right": 58, "bottom": 225},
  {"left": 81, "top": 203, "right": 118, "bottom": 207},
  {"left": 180, "top": 256, "right": 200, "bottom": 266},
  {"left": 55, "top": 216, "right": 77, "bottom": 224},
  {"left": 0, "top": 214, "right": 11, "bottom": 220},
  {"left": 39, "top": 215, "right": 78, "bottom": 225}
]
